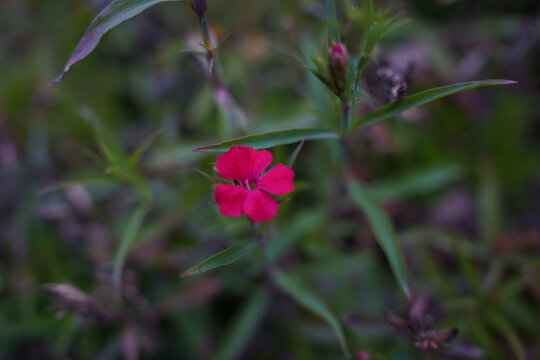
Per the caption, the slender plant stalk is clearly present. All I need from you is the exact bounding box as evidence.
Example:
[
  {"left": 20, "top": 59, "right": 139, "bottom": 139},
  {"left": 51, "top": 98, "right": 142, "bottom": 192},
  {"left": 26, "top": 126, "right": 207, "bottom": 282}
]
[
  {"left": 199, "top": 14, "right": 212, "bottom": 49},
  {"left": 254, "top": 222, "right": 275, "bottom": 277},
  {"left": 341, "top": 100, "right": 352, "bottom": 135},
  {"left": 194, "top": 10, "right": 248, "bottom": 135},
  {"left": 346, "top": 53, "right": 370, "bottom": 136}
]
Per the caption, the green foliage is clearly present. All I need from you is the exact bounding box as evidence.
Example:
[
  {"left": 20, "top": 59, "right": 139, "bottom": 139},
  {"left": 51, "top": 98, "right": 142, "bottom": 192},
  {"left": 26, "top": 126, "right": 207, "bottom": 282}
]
[
  {"left": 52, "top": 0, "right": 183, "bottom": 84},
  {"left": 1, "top": 0, "right": 538, "bottom": 358},
  {"left": 352, "top": 79, "right": 517, "bottom": 131},
  {"left": 326, "top": 0, "right": 340, "bottom": 46},
  {"left": 347, "top": 179, "right": 411, "bottom": 300},
  {"left": 112, "top": 204, "right": 148, "bottom": 288},
  {"left": 347, "top": 0, "right": 409, "bottom": 79},
  {"left": 214, "top": 288, "right": 270, "bottom": 360},
  {"left": 273, "top": 270, "right": 350, "bottom": 357},
  {"left": 181, "top": 241, "right": 256, "bottom": 277},
  {"left": 194, "top": 128, "right": 339, "bottom": 152},
  {"left": 44, "top": 109, "right": 154, "bottom": 202}
]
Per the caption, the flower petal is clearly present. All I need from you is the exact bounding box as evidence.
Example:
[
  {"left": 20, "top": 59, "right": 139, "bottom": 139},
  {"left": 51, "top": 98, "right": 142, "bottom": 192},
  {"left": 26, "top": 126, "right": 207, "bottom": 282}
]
[
  {"left": 243, "top": 189, "right": 279, "bottom": 222},
  {"left": 249, "top": 147, "right": 272, "bottom": 179},
  {"left": 214, "top": 184, "right": 247, "bottom": 217},
  {"left": 257, "top": 163, "right": 295, "bottom": 195},
  {"left": 215, "top": 146, "right": 251, "bottom": 181}
]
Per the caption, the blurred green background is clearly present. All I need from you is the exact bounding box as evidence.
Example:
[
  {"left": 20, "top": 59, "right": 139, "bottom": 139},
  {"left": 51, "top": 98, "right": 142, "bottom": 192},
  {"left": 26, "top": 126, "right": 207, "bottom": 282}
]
[{"left": 1, "top": 0, "right": 539, "bottom": 359}]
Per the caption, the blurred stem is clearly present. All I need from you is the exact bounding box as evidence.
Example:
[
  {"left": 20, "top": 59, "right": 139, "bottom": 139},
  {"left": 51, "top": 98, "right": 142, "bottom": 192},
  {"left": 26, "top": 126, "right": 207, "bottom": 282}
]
[
  {"left": 478, "top": 160, "right": 500, "bottom": 245},
  {"left": 193, "top": 10, "right": 247, "bottom": 136},
  {"left": 254, "top": 222, "right": 274, "bottom": 275},
  {"left": 346, "top": 48, "right": 372, "bottom": 137},
  {"left": 341, "top": 100, "right": 352, "bottom": 135},
  {"left": 480, "top": 258, "right": 505, "bottom": 295},
  {"left": 199, "top": 14, "right": 212, "bottom": 49}
]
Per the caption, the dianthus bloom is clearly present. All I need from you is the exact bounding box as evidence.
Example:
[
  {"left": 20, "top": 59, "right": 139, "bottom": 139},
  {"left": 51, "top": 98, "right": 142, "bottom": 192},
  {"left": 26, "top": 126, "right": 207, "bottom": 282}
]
[{"left": 214, "top": 146, "right": 294, "bottom": 222}]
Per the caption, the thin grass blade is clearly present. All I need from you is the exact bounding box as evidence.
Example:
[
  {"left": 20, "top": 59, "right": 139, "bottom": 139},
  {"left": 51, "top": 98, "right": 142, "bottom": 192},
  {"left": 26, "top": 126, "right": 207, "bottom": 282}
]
[
  {"left": 181, "top": 241, "right": 256, "bottom": 278},
  {"left": 351, "top": 80, "right": 517, "bottom": 131},
  {"left": 347, "top": 178, "right": 411, "bottom": 299},
  {"left": 193, "top": 128, "right": 339, "bottom": 153}
]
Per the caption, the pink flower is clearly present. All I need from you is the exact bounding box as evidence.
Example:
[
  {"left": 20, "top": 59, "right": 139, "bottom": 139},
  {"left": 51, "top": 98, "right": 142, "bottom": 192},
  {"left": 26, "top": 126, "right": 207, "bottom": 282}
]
[{"left": 214, "top": 145, "right": 294, "bottom": 222}]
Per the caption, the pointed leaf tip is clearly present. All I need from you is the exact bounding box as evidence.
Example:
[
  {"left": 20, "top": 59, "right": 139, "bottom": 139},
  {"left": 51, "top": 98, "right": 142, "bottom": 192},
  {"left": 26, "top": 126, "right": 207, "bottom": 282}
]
[
  {"left": 273, "top": 270, "right": 350, "bottom": 357},
  {"left": 347, "top": 179, "right": 411, "bottom": 299},
  {"left": 51, "top": 0, "right": 181, "bottom": 84},
  {"left": 193, "top": 128, "right": 339, "bottom": 153},
  {"left": 352, "top": 79, "right": 518, "bottom": 131},
  {"left": 181, "top": 241, "right": 256, "bottom": 278}
]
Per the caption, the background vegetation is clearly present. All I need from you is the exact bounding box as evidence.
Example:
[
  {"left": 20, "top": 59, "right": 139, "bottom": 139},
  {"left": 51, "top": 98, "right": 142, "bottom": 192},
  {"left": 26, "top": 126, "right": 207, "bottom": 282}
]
[{"left": 1, "top": 0, "right": 539, "bottom": 359}]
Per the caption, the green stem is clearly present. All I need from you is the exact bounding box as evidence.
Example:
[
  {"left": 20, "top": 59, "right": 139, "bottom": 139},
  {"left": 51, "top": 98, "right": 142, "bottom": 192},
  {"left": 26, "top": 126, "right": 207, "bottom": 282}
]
[
  {"left": 254, "top": 222, "right": 275, "bottom": 276},
  {"left": 194, "top": 10, "right": 247, "bottom": 136},
  {"left": 199, "top": 13, "right": 212, "bottom": 49},
  {"left": 343, "top": 53, "right": 370, "bottom": 137},
  {"left": 341, "top": 100, "right": 352, "bottom": 135}
]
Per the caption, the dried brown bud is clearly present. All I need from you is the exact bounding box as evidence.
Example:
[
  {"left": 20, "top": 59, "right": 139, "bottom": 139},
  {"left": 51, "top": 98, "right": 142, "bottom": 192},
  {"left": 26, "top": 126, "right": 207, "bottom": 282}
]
[{"left": 389, "top": 307, "right": 458, "bottom": 352}]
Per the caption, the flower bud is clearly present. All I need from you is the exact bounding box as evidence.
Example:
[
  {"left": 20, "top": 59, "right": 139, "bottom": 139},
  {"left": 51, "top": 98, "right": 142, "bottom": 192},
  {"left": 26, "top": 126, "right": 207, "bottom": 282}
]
[
  {"left": 328, "top": 42, "right": 348, "bottom": 95},
  {"left": 189, "top": 0, "right": 207, "bottom": 15},
  {"left": 355, "top": 351, "right": 370, "bottom": 360},
  {"left": 329, "top": 42, "right": 348, "bottom": 70}
]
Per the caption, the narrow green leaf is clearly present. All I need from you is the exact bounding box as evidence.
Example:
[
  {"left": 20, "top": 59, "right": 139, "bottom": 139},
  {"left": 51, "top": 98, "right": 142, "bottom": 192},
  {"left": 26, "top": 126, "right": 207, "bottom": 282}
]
[
  {"left": 193, "top": 168, "right": 217, "bottom": 183},
  {"left": 79, "top": 107, "right": 128, "bottom": 170},
  {"left": 486, "top": 313, "right": 526, "bottom": 360},
  {"left": 181, "top": 241, "right": 256, "bottom": 277},
  {"left": 478, "top": 161, "right": 500, "bottom": 244},
  {"left": 470, "top": 317, "right": 505, "bottom": 360},
  {"left": 51, "top": 0, "right": 182, "bottom": 84},
  {"left": 78, "top": 108, "right": 153, "bottom": 202},
  {"left": 456, "top": 244, "right": 481, "bottom": 291},
  {"left": 352, "top": 1, "right": 408, "bottom": 80},
  {"left": 273, "top": 270, "right": 350, "bottom": 357},
  {"left": 113, "top": 204, "right": 147, "bottom": 289},
  {"left": 351, "top": 80, "right": 517, "bottom": 131},
  {"left": 326, "top": 0, "right": 340, "bottom": 45},
  {"left": 287, "top": 139, "right": 305, "bottom": 168},
  {"left": 193, "top": 128, "right": 339, "bottom": 152},
  {"left": 214, "top": 288, "right": 270, "bottom": 360},
  {"left": 80, "top": 148, "right": 108, "bottom": 169},
  {"left": 129, "top": 129, "right": 162, "bottom": 167},
  {"left": 347, "top": 179, "right": 411, "bottom": 299}
]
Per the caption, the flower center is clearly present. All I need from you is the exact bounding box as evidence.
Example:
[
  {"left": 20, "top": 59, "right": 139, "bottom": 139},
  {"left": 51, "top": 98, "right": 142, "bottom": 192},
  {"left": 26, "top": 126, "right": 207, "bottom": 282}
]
[{"left": 244, "top": 179, "right": 257, "bottom": 190}]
